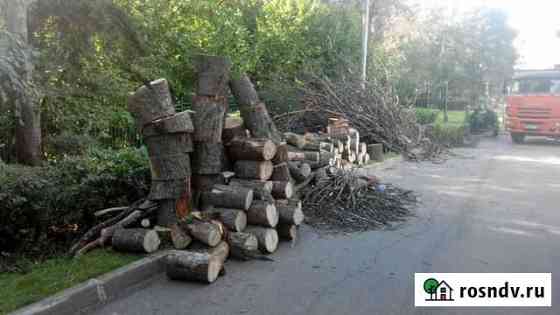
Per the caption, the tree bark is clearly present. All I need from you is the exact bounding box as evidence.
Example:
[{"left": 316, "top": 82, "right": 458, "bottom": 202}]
[
  {"left": 275, "top": 199, "right": 304, "bottom": 225},
  {"left": 223, "top": 116, "right": 246, "bottom": 144},
  {"left": 144, "top": 133, "right": 193, "bottom": 155},
  {"left": 233, "top": 160, "right": 273, "bottom": 180},
  {"left": 194, "top": 55, "right": 231, "bottom": 97},
  {"left": 191, "top": 95, "right": 226, "bottom": 143},
  {"left": 170, "top": 223, "right": 192, "bottom": 249},
  {"left": 207, "top": 208, "right": 247, "bottom": 232},
  {"left": 111, "top": 228, "right": 161, "bottom": 253},
  {"left": 229, "top": 73, "right": 282, "bottom": 143},
  {"left": 128, "top": 79, "right": 175, "bottom": 128},
  {"left": 271, "top": 143, "right": 289, "bottom": 164},
  {"left": 201, "top": 184, "right": 254, "bottom": 210},
  {"left": 227, "top": 138, "right": 277, "bottom": 161},
  {"left": 228, "top": 179, "right": 273, "bottom": 200},
  {"left": 270, "top": 181, "right": 294, "bottom": 199},
  {"left": 270, "top": 162, "right": 291, "bottom": 182},
  {"left": 246, "top": 201, "right": 278, "bottom": 228},
  {"left": 182, "top": 221, "right": 223, "bottom": 247},
  {"left": 142, "top": 110, "right": 194, "bottom": 137},
  {"left": 244, "top": 226, "right": 279, "bottom": 254},
  {"left": 149, "top": 153, "right": 191, "bottom": 181},
  {"left": 226, "top": 232, "right": 259, "bottom": 260},
  {"left": 165, "top": 251, "right": 221, "bottom": 283},
  {"left": 192, "top": 142, "right": 224, "bottom": 175}
]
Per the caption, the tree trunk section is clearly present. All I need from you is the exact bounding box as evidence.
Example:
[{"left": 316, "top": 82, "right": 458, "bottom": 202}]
[
  {"left": 277, "top": 224, "right": 297, "bottom": 241},
  {"left": 142, "top": 111, "right": 194, "bottom": 137},
  {"left": 228, "top": 179, "right": 273, "bottom": 200},
  {"left": 128, "top": 79, "right": 175, "bottom": 128},
  {"left": 191, "top": 95, "right": 226, "bottom": 142},
  {"left": 271, "top": 163, "right": 291, "bottom": 182},
  {"left": 149, "top": 153, "right": 191, "bottom": 180},
  {"left": 275, "top": 199, "right": 304, "bottom": 225},
  {"left": 223, "top": 116, "right": 246, "bottom": 144},
  {"left": 284, "top": 132, "right": 306, "bottom": 149},
  {"left": 201, "top": 184, "right": 254, "bottom": 210},
  {"left": 288, "top": 162, "right": 311, "bottom": 183},
  {"left": 145, "top": 133, "right": 193, "bottom": 155},
  {"left": 234, "top": 160, "right": 273, "bottom": 180},
  {"left": 246, "top": 201, "right": 278, "bottom": 228},
  {"left": 194, "top": 55, "right": 231, "bottom": 97},
  {"left": 111, "top": 228, "right": 161, "bottom": 253},
  {"left": 270, "top": 181, "right": 294, "bottom": 199},
  {"left": 192, "top": 175, "right": 226, "bottom": 192},
  {"left": 149, "top": 179, "right": 188, "bottom": 200},
  {"left": 244, "top": 226, "right": 279, "bottom": 254},
  {"left": 165, "top": 251, "right": 221, "bottom": 283},
  {"left": 192, "top": 142, "right": 224, "bottom": 175},
  {"left": 227, "top": 138, "right": 277, "bottom": 161},
  {"left": 226, "top": 232, "right": 259, "bottom": 260},
  {"left": 183, "top": 221, "right": 223, "bottom": 247},
  {"left": 271, "top": 143, "right": 289, "bottom": 164},
  {"left": 207, "top": 208, "right": 247, "bottom": 232},
  {"left": 229, "top": 73, "right": 282, "bottom": 143},
  {"left": 171, "top": 223, "right": 192, "bottom": 249}
]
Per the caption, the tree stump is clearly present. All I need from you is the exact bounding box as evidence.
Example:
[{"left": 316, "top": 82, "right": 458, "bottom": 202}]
[
  {"left": 111, "top": 228, "right": 161, "bottom": 253},
  {"left": 246, "top": 201, "right": 278, "bottom": 228},
  {"left": 234, "top": 160, "right": 273, "bottom": 180},
  {"left": 227, "top": 138, "right": 277, "bottom": 161},
  {"left": 244, "top": 226, "right": 279, "bottom": 254}
]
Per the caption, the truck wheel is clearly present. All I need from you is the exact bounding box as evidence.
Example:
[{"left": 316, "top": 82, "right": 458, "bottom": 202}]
[{"left": 511, "top": 133, "right": 525, "bottom": 144}]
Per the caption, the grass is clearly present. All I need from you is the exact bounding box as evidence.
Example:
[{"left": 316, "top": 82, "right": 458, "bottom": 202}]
[
  {"left": 0, "top": 249, "right": 141, "bottom": 314},
  {"left": 436, "top": 110, "right": 466, "bottom": 126}
]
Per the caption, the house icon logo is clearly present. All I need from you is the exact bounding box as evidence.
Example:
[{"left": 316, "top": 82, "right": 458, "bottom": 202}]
[{"left": 423, "top": 278, "right": 454, "bottom": 301}]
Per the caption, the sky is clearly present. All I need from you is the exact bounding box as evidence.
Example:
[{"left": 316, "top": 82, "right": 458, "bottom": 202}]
[{"left": 411, "top": 0, "right": 560, "bottom": 70}]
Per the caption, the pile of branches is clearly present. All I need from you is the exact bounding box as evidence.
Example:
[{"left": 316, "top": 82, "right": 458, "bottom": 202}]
[
  {"left": 274, "top": 75, "right": 447, "bottom": 160},
  {"left": 300, "top": 170, "right": 416, "bottom": 232}
]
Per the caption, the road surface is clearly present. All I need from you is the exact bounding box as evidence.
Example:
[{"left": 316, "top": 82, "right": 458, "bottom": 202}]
[{"left": 92, "top": 136, "right": 560, "bottom": 315}]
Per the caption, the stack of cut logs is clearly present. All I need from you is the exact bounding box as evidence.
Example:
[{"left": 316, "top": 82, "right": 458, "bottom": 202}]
[{"left": 99, "top": 54, "right": 387, "bottom": 284}]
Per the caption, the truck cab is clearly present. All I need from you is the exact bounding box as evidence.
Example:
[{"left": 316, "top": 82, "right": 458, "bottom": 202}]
[{"left": 506, "top": 69, "right": 560, "bottom": 143}]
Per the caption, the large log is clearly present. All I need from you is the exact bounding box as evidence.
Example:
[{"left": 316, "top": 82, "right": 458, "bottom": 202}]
[
  {"left": 157, "top": 199, "right": 179, "bottom": 227},
  {"left": 284, "top": 132, "right": 306, "bottom": 149},
  {"left": 244, "top": 226, "right": 279, "bottom": 254},
  {"left": 367, "top": 143, "right": 384, "bottom": 162},
  {"left": 111, "top": 228, "right": 161, "bottom": 253},
  {"left": 229, "top": 73, "right": 282, "bottom": 143},
  {"left": 234, "top": 160, "right": 273, "bottom": 181},
  {"left": 271, "top": 143, "right": 289, "bottom": 164},
  {"left": 192, "top": 142, "right": 224, "bottom": 175},
  {"left": 149, "top": 179, "right": 188, "bottom": 200},
  {"left": 270, "top": 181, "right": 294, "bottom": 199},
  {"left": 165, "top": 251, "right": 222, "bottom": 283},
  {"left": 170, "top": 223, "right": 192, "bottom": 249},
  {"left": 270, "top": 163, "right": 291, "bottom": 182},
  {"left": 128, "top": 78, "right": 175, "bottom": 128},
  {"left": 226, "top": 232, "right": 259, "bottom": 260},
  {"left": 142, "top": 111, "right": 194, "bottom": 137},
  {"left": 288, "top": 162, "right": 311, "bottom": 183},
  {"left": 145, "top": 133, "right": 193, "bottom": 155},
  {"left": 287, "top": 151, "right": 305, "bottom": 161},
  {"left": 194, "top": 55, "right": 232, "bottom": 97},
  {"left": 201, "top": 184, "right": 254, "bottom": 210},
  {"left": 246, "top": 201, "right": 278, "bottom": 228},
  {"left": 149, "top": 153, "right": 191, "bottom": 181},
  {"left": 223, "top": 116, "right": 247, "bottom": 144},
  {"left": 192, "top": 174, "right": 226, "bottom": 192},
  {"left": 227, "top": 138, "right": 277, "bottom": 161},
  {"left": 277, "top": 224, "right": 297, "bottom": 241},
  {"left": 191, "top": 96, "right": 226, "bottom": 143},
  {"left": 183, "top": 221, "right": 223, "bottom": 247},
  {"left": 275, "top": 199, "right": 304, "bottom": 225},
  {"left": 229, "top": 179, "right": 273, "bottom": 200},
  {"left": 207, "top": 208, "right": 247, "bottom": 232}
]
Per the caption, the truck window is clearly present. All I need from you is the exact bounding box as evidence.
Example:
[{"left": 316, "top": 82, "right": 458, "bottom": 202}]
[{"left": 512, "top": 78, "right": 560, "bottom": 95}]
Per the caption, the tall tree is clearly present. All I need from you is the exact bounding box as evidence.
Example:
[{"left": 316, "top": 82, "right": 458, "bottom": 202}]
[{"left": 1, "top": 0, "right": 42, "bottom": 165}]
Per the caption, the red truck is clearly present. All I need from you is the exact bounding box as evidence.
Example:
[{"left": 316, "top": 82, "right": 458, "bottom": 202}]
[{"left": 506, "top": 69, "right": 560, "bottom": 143}]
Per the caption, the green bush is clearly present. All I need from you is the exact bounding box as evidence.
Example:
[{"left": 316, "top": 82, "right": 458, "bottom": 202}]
[
  {"left": 468, "top": 108, "right": 498, "bottom": 134},
  {"left": 47, "top": 132, "right": 97, "bottom": 158},
  {"left": 415, "top": 108, "right": 439, "bottom": 125},
  {"left": 427, "top": 123, "right": 465, "bottom": 147},
  {"left": 0, "top": 147, "right": 150, "bottom": 258}
]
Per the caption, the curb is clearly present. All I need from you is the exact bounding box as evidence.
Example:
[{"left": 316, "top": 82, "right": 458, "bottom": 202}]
[{"left": 10, "top": 252, "right": 169, "bottom": 315}]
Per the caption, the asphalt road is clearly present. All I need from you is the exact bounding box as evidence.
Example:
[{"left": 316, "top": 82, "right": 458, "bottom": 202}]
[{"left": 92, "top": 136, "right": 560, "bottom": 315}]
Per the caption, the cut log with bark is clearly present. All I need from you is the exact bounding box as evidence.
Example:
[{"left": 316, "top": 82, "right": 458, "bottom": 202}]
[
  {"left": 165, "top": 251, "right": 222, "bottom": 284},
  {"left": 234, "top": 160, "right": 273, "bottom": 181},
  {"left": 367, "top": 143, "right": 384, "bottom": 162},
  {"left": 183, "top": 221, "right": 223, "bottom": 247},
  {"left": 189, "top": 241, "right": 230, "bottom": 264},
  {"left": 287, "top": 151, "right": 305, "bottom": 161},
  {"left": 142, "top": 111, "right": 194, "bottom": 137},
  {"left": 141, "top": 219, "right": 152, "bottom": 228},
  {"left": 284, "top": 132, "right": 306, "bottom": 149},
  {"left": 194, "top": 55, "right": 232, "bottom": 97},
  {"left": 192, "top": 174, "right": 226, "bottom": 192},
  {"left": 191, "top": 95, "right": 226, "bottom": 143},
  {"left": 128, "top": 78, "right": 175, "bottom": 129},
  {"left": 223, "top": 117, "right": 247, "bottom": 144},
  {"left": 288, "top": 162, "right": 311, "bottom": 183},
  {"left": 171, "top": 223, "right": 192, "bottom": 249},
  {"left": 111, "top": 228, "right": 161, "bottom": 254},
  {"left": 270, "top": 163, "right": 291, "bottom": 182},
  {"left": 230, "top": 73, "right": 282, "bottom": 143},
  {"left": 227, "top": 138, "right": 277, "bottom": 161},
  {"left": 149, "top": 153, "right": 191, "bottom": 180},
  {"left": 246, "top": 201, "right": 278, "bottom": 228},
  {"left": 275, "top": 199, "right": 304, "bottom": 225},
  {"left": 154, "top": 226, "right": 172, "bottom": 247},
  {"left": 229, "top": 179, "right": 273, "bottom": 200},
  {"left": 145, "top": 133, "right": 193, "bottom": 155},
  {"left": 226, "top": 232, "right": 259, "bottom": 260},
  {"left": 270, "top": 181, "right": 294, "bottom": 199},
  {"left": 271, "top": 143, "right": 289, "bottom": 164},
  {"left": 303, "top": 151, "right": 320, "bottom": 163},
  {"left": 149, "top": 179, "right": 188, "bottom": 201},
  {"left": 244, "top": 226, "right": 279, "bottom": 254},
  {"left": 192, "top": 142, "right": 224, "bottom": 175},
  {"left": 201, "top": 184, "right": 254, "bottom": 210},
  {"left": 277, "top": 224, "right": 297, "bottom": 241},
  {"left": 207, "top": 208, "right": 247, "bottom": 232}
]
